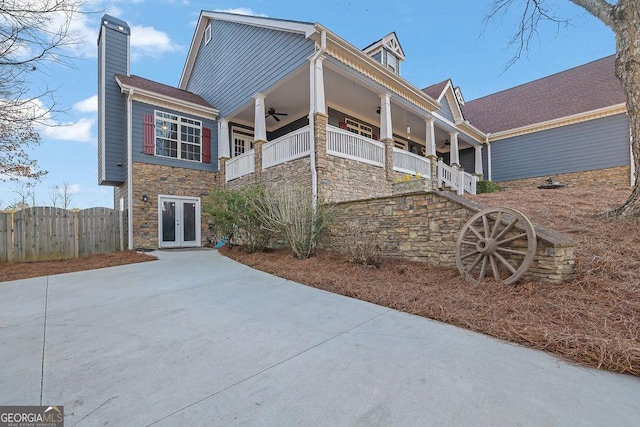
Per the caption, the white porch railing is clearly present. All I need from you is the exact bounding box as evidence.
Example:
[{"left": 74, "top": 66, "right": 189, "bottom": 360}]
[
  {"left": 393, "top": 148, "right": 431, "bottom": 177},
  {"left": 226, "top": 149, "right": 255, "bottom": 182},
  {"left": 437, "top": 158, "right": 477, "bottom": 195},
  {"left": 326, "top": 125, "right": 385, "bottom": 167},
  {"left": 263, "top": 126, "right": 311, "bottom": 169}
]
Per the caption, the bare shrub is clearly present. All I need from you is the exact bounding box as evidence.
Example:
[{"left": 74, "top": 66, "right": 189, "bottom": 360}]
[
  {"left": 343, "top": 222, "right": 383, "bottom": 267},
  {"left": 255, "top": 186, "right": 332, "bottom": 259}
]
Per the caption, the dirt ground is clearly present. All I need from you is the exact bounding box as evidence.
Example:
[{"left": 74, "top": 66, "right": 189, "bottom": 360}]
[
  {"left": 221, "top": 187, "right": 640, "bottom": 377},
  {"left": 0, "top": 250, "right": 156, "bottom": 282}
]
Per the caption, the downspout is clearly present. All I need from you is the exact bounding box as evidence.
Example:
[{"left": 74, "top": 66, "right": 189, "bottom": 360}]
[
  {"left": 486, "top": 134, "right": 492, "bottom": 182},
  {"left": 126, "top": 88, "right": 134, "bottom": 250},
  {"left": 308, "top": 29, "right": 326, "bottom": 211}
]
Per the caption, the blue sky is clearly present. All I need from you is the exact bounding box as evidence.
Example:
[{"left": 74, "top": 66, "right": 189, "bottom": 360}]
[{"left": 1, "top": 0, "right": 615, "bottom": 208}]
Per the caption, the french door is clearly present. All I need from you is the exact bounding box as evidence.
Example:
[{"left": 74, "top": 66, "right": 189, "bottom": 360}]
[{"left": 158, "top": 196, "right": 201, "bottom": 248}]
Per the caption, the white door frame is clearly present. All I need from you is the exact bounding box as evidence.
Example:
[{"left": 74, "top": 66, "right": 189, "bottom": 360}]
[{"left": 158, "top": 195, "right": 201, "bottom": 248}]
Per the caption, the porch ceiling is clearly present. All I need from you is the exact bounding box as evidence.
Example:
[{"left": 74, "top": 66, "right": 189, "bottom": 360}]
[{"left": 229, "top": 62, "right": 476, "bottom": 152}]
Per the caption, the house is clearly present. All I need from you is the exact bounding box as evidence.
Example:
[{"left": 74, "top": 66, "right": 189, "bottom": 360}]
[
  {"left": 97, "top": 12, "right": 630, "bottom": 251},
  {"left": 461, "top": 55, "right": 631, "bottom": 189},
  {"left": 98, "top": 12, "right": 485, "bottom": 250}
]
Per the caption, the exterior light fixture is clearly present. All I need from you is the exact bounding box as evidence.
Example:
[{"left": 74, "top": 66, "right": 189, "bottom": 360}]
[{"left": 142, "top": 195, "right": 149, "bottom": 202}]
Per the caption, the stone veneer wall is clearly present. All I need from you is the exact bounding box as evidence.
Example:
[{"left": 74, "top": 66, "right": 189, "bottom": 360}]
[
  {"left": 225, "top": 157, "right": 313, "bottom": 192},
  {"left": 131, "top": 162, "right": 219, "bottom": 249},
  {"left": 497, "top": 166, "right": 631, "bottom": 190},
  {"left": 319, "top": 156, "right": 391, "bottom": 203},
  {"left": 324, "top": 189, "right": 576, "bottom": 284}
]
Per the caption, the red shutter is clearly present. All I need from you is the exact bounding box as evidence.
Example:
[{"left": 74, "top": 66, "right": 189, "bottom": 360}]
[
  {"left": 338, "top": 122, "right": 347, "bottom": 130},
  {"left": 202, "top": 127, "right": 211, "bottom": 163},
  {"left": 143, "top": 114, "right": 155, "bottom": 154}
]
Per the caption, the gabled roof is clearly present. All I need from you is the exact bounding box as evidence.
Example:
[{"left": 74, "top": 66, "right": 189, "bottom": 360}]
[
  {"left": 179, "top": 11, "right": 316, "bottom": 90},
  {"left": 116, "top": 74, "right": 219, "bottom": 119},
  {"left": 422, "top": 79, "right": 450, "bottom": 100},
  {"left": 461, "top": 55, "right": 624, "bottom": 134},
  {"left": 362, "top": 32, "right": 406, "bottom": 60}
]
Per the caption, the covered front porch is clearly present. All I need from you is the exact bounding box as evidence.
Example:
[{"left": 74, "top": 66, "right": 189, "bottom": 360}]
[{"left": 217, "top": 53, "right": 484, "bottom": 198}]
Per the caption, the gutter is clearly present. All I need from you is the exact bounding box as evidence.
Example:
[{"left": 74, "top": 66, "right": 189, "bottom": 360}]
[
  {"left": 126, "top": 88, "right": 134, "bottom": 250},
  {"left": 308, "top": 29, "right": 326, "bottom": 213}
]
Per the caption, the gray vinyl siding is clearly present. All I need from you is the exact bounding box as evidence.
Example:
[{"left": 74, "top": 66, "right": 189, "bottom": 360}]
[
  {"left": 100, "top": 26, "right": 128, "bottom": 184},
  {"left": 438, "top": 96, "right": 455, "bottom": 122},
  {"left": 185, "top": 20, "right": 315, "bottom": 117},
  {"left": 458, "top": 146, "right": 488, "bottom": 175},
  {"left": 459, "top": 148, "right": 475, "bottom": 173},
  {"left": 491, "top": 113, "right": 630, "bottom": 182},
  {"left": 131, "top": 101, "right": 218, "bottom": 172}
]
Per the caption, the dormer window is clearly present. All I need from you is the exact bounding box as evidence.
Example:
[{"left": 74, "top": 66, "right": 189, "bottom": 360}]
[
  {"left": 362, "top": 32, "right": 405, "bottom": 76},
  {"left": 386, "top": 51, "right": 398, "bottom": 73}
]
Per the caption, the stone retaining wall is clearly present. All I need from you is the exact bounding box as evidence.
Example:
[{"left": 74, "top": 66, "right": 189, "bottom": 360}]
[
  {"left": 324, "top": 189, "right": 576, "bottom": 284},
  {"left": 497, "top": 166, "right": 631, "bottom": 190}
]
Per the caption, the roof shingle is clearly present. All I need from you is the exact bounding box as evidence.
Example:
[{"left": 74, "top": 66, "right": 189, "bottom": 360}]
[
  {"left": 461, "top": 55, "right": 624, "bottom": 134},
  {"left": 115, "top": 74, "right": 215, "bottom": 109}
]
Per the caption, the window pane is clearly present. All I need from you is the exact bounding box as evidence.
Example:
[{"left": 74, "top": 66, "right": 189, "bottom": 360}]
[
  {"left": 162, "top": 201, "right": 176, "bottom": 242},
  {"left": 183, "top": 202, "right": 196, "bottom": 242}
]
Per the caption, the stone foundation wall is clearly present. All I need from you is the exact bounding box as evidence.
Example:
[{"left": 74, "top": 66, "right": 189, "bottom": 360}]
[
  {"left": 225, "top": 157, "right": 313, "bottom": 192},
  {"left": 324, "top": 190, "right": 575, "bottom": 284},
  {"left": 319, "top": 156, "right": 391, "bottom": 203},
  {"left": 131, "top": 162, "right": 219, "bottom": 249},
  {"left": 497, "top": 166, "right": 631, "bottom": 190}
]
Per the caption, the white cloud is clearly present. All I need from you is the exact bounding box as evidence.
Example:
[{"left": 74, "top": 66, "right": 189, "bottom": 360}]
[
  {"left": 73, "top": 95, "right": 98, "bottom": 113},
  {"left": 130, "top": 25, "right": 181, "bottom": 59},
  {"left": 41, "top": 117, "right": 95, "bottom": 142},
  {"left": 214, "top": 8, "right": 267, "bottom": 17}
]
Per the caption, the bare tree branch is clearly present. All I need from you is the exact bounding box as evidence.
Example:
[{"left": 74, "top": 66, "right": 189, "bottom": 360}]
[{"left": 568, "top": 0, "right": 616, "bottom": 28}]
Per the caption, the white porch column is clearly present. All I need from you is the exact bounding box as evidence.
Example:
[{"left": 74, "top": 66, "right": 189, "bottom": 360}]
[
  {"left": 254, "top": 94, "right": 267, "bottom": 142},
  {"left": 218, "top": 119, "right": 230, "bottom": 159},
  {"left": 474, "top": 145, "right": 483, "bottom": 177},
  {"left": 424, "top": 117, "right": 436, "bottom": 157},
  {"left": 380, "top": 93, "right": 392, "bottom": 140},
  {"left": 449, "top": 131, "right": 460, "bottom": 167},
  {"left": 312, "top": 57, "right": 326, "bottom": 114}
]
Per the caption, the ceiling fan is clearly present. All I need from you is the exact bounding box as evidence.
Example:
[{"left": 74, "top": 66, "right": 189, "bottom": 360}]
[
  {"left": 440, "top": 139, "right": 450, "bottom": 148},
  {"left": 266, "top": 107, "right": 288, "bottom": 122}
]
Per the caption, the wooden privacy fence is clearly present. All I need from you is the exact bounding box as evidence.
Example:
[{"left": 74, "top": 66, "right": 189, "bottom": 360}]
[{"left": 0, "top": 207, "right": 126, "bottom": 262}]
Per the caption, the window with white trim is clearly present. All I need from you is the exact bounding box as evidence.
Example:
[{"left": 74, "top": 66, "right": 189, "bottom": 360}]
[
  {"left": 155, "top": 111, "right": 202, "bottom": 162},
  {"left": 345, "top": 118, "right": 373, "bottom": 139},
  {"left": 231, "top": 127, "right": 254, "bottom": 157},
  {"left": 205, "top": 22, "right": 212, "bottom": 45}
]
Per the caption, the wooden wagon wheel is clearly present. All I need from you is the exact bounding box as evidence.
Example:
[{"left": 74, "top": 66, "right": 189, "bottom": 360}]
[{"left": 456, "top": 207, "right": 536, "bottom": 285}]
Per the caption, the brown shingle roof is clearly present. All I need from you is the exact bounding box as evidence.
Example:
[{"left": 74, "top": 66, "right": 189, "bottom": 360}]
[
  {"left": 115, "top": 74, "right": 215, "bottom": 109},
  {"left": 461, "top": 55, "right": 624, "bottom": 134},
  {"left": 422, "top": 79, "right": 449, "bottom": 100}
]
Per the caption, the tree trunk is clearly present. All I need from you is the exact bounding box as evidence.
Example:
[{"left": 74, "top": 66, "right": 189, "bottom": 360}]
[{"left": 608, "top": 0, "right": 640, "bottom": 217}]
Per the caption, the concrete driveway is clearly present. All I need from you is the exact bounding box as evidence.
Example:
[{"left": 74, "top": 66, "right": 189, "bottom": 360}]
[{"left": 1, "top": 249, "right": 639, "bottom": 426}]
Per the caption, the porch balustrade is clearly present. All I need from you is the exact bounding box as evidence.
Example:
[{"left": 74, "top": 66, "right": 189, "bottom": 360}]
[
  {"left": 225, "top": 149, "right": 255, "bottom": 182},
  {"left": 392, "top": 148, "right": 431, "bottom": 177},
  {"left": 326, "top": 125, "right": 385, "bottom": 167},
  {"left": 262, "top": 126, "right": 311, "bottom": 169},
  {"left": 437, "top": 158, "right": 477, "bottom": 195}
]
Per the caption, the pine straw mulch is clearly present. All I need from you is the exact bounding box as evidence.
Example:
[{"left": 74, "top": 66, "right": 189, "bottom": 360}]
[
  {"left": 221, "top": 187, "right": 640, "bottom": 377},
  {"left": 0, "top": 250, "right": 157, "bottom": 282}
]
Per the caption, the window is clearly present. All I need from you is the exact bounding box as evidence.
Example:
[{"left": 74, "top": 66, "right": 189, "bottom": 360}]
[
  {"left": 386, "top": 50, "right": 398, "bottom": 73},
  {"left": 231, "top": 127, "right": 254, "bottom": 157},
  {"left": 205, "top": 22, "right": 212, "bottom": 45},
  {"left": 345, "top": 118, "right": 373, "bottom": 139},
  {"left": 155, "top": 111, "right": 202, "bottom": 162}
]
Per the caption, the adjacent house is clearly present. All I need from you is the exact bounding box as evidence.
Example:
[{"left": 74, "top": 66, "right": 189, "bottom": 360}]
[{"left": 97, "top": 12, "right": 630, "bottom": 250}]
